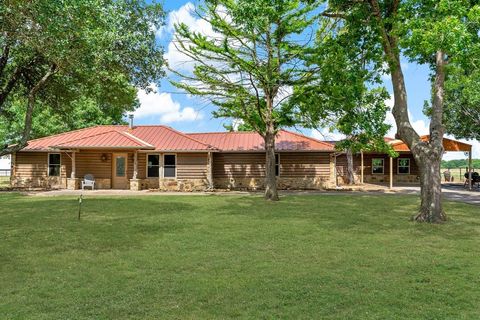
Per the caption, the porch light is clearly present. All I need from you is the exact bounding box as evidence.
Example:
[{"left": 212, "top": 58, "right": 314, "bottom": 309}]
[{"left": 101, "top": 154, "right": 108, "bottom": 162}]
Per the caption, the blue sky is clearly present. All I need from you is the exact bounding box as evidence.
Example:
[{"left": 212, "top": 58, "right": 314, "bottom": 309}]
[{"left": 130, "top": 1, "right": 477, "bottom": 159}]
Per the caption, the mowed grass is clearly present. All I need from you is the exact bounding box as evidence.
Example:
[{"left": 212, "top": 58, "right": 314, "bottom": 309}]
[{"left": 1, "top": 193, "right": 479, "bottom": 319}]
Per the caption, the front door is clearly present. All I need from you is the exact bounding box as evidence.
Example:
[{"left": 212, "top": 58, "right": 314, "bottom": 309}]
[{"left": 112, "top": 153, "right": 128, "bottom": 189}]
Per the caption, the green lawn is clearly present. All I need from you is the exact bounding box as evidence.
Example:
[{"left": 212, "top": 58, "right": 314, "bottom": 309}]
[{"left": 1, "top": 193, "right": 479, "bottom": 319}]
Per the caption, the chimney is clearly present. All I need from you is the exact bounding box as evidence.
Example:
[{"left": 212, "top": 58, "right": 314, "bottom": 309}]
[{"left": 128, "top": 114, "right": 134, "bottom": 129}]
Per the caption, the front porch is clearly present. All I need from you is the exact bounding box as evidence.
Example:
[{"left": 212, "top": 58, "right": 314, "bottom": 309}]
[{"left": 63, "top": 149, "right": 214, "bottom": 191}]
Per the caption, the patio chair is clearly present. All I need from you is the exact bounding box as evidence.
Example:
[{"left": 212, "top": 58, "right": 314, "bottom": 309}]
[{"left": 81, "top": 174, "right": 95, "bottom": 190}]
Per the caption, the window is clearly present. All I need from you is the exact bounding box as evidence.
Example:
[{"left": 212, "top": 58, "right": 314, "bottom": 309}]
[
  {"left": 398, "top": 158, "right": 410, "bottom": 174},
  {"left": 147, "top": 154, "right": 160, "bottom": 177},
  {"left": 372, "top": 158, "right": 384, "bottom": 174},
  {"left": 48, "top": 153, "right": 61, "bottom": 176},
  {"left": 275, "top": 154, "right": 280, "bottom": 177},
  {"left": 164, "top": 154, "right": 176, "bottom": 178}
]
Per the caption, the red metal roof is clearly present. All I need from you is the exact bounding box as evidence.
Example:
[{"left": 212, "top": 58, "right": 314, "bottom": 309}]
[
  {"left": 23, "top": 125, "right": 214, "bottom": 151},
  {"left": 21, "top": 126, "right": 333, "bottom": 152},
  {"left": 187, "top": 130, "right": 334, "bottom": 151}
]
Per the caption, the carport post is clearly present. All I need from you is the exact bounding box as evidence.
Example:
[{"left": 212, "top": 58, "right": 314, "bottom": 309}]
[
  {"left": 468, "top": 149, "right": 472, "bottom": 191},
  {"left": 389, "top": 156, "right": 393, "bottom": 189},
  {"left": 360, "top": 151, "right": 364, "bottom": 184}
]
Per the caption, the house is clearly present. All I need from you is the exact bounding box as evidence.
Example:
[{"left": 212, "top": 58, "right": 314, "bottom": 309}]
[
  {"left": 9, "top": 125, "right": 473, "bottom": 191},
  {"left": 9, "top": 125, "right": 335, "bottom": 191}
]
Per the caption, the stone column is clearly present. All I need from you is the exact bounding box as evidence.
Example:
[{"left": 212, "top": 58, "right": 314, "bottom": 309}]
[
  {"left": 130, "top": 151, "right": 140, "bottom": 191},
  {"left": 207, "top": 152, "right": 213, "bottom": 189},
  {"left": 67, "top": 151, "right": 79, "bottom": 190}
]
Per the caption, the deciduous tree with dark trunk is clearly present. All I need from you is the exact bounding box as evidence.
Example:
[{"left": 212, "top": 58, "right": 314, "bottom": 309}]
[
  {"left": 170, "top": 0, "right": 321, "bottom": 200},
  {"left": 324, "top": 0, "right": 478, "bottom": 222},
  {"left": 0, "top": 0, "right": 165, "bottom": 155}
]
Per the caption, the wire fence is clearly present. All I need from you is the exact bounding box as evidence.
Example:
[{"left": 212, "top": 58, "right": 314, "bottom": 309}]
[{"left": 0, "top": 169, "right": 10, "bottom": 176}]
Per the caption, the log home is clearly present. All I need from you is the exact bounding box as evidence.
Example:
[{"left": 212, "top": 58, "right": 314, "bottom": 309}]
[{"left": 9, "top": 125, "right": 473, "bottom": 190}]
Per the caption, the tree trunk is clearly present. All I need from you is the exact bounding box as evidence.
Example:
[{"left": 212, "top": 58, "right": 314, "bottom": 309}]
[
  {"left": 346, "top": 149, "right": 356, "bottom": 185},
  {"left": 385, "top": 42, "right": 446, "bottom": 221},
  {"left": 369, "top": 0, "right": 447, "bottom": 222},
  {"left": 414, "top": 151, "right": 445, "bottom": 222},
  {"left": 264, "top": 126, "right": 279, "bottom": 201}
]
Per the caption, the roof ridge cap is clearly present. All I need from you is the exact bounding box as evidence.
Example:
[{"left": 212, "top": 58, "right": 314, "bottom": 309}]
[
  {"left": 120, "top": 131, "right": 155, "bottom": 147},
  {"left": 163, "top": 126, "right": 217, "bottom": 150}
]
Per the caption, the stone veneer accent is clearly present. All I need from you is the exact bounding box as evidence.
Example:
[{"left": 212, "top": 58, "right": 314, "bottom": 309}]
[
  {"left": 129, "top": 179, "right": 140, "bottom": 191},
  {"left": 11, "top": 176, "right": 66, "bottom": 189},
  {"left": 214, "top": 177, "right": 332, "bottom": 191},
  {"left": 362, "top": 174, "right": 419, "bottom": 184},
  {"left": 159, "top": 178, "right": 209, "bottom": 191}
]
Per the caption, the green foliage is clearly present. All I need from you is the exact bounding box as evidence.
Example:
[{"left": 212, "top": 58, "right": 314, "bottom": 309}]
[
  {"left": 170, "top": 0, "right": 320, "bottom": 135},
  {"left": 0, "top": 0, "right": 165, "bottom": 150},
  {"left": 441, "top": 158, "right": 480, "bottom": 169},
  {"left": 441, "top": 62, "right": 480, "bottom": 140}
]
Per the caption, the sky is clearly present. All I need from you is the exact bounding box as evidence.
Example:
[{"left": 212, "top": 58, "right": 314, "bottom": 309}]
[{"left": 130, "top": 0, "right": 479, "bottom": 160}]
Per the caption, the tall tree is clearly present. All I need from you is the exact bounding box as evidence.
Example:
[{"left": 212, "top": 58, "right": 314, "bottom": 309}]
[
  {"left": 323, "top": 0, "right": 479, "bottom": 222},
  {"left": 0, "top": 0, "right": 165, "bottom": 155},
  {"left": 170, "top": 0, "right": 320, "bottom": 200},
  {"left": 292, "top": 18, "right": 392, "bottom": 184}
]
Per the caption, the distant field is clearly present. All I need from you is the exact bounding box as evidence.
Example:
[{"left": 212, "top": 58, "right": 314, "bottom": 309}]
[{"left": 0, "top": 176, "right": 10, "bottom": 188}]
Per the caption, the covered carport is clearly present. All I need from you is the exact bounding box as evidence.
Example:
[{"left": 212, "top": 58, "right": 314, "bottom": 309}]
[{"left": 359, "top": 136, "right": 474, "bottom": 190}]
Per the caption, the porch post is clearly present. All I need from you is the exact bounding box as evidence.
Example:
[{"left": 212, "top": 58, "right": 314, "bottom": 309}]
[
  {"left": 71, "top": 151, "right": 76, "bottom": 179},
  {"left": 133, "top": 151, "right": 138, "bottom": 180},
  {"left": 207, "top": 152, "right": 213, "bottom": 189},
  {"left": 389, "top": 156, "right": 393, "bottom": 189},
  {"left": 360, "top": 151, "right": 364, "bottom": 184},
  {"left": 468, "top": 149, "right": 472, "bottom": 191}
]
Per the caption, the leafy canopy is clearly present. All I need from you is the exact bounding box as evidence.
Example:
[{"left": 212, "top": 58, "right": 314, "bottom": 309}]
[{"left": 0, "top": 0, "right": 165, "bottom": 152}]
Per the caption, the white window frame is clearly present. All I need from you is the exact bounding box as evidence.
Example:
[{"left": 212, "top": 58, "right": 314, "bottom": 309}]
[
  {"left": 372, "top": 158, "right": 384, "bottom": 175},
  {"left": 397, "top": 158, "right": 411, "bottom": 175},
  {"left": 163, "top": 153, "right": 177, "bottom": 179},
  {"left": 275, "top": 153, "right": 280, "bottom": 177},
  {"left": 146, "top": 153, "right": 160, "bottom": 178},
  {"left": 48, "top": 153, "right": 61, "bottom": 177}
]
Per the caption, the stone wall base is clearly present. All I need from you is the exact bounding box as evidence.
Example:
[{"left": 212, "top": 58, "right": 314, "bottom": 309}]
[
  {"left": 362, "top": 174, "right": 419, "bottom": 184},
  {"left": 11, "top": 176, "right": 66, "bottom": 190},
  {"left": 214, "top": 177, "right": 332, "bottom": 191},
  {"left": 158, "top": 178, "right": 208, "bottom": 191}
]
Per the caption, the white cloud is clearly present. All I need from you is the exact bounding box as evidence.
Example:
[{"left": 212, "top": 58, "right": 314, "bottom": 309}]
[
  {"left": 164, "top": 2, "right": 220, "bottom": 73},
  {"left": 134, "top": 84, "right": 203, "bottom": 123}
]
